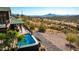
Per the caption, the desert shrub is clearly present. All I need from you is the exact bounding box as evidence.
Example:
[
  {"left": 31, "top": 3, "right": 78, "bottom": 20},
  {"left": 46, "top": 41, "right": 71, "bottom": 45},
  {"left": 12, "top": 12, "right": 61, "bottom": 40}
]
[
  {"left": 71, "top": 29, "right": 77, "bottom": 33},
  {"left": 50, "top": 25, "right": 60, "bottom": 31},
  {"left": 66, "top": 33, "right": 77, "bottom": 50},
  {"left": 24, "top": 21, "right": 30, "bottom": 28},
  {"left": 77, "top": 24, "right": 79, "bottom": 30},
  {"left": 29, "top": 24, "right": 35, "bottom": 30},
  {"left": 62, "top": 28, "right": 69, "bottom": 34},
  {"left": 75, "top": 36, "right": 79, "bottom": 47},
  {"left": 66, "top": 33, "right": 77, "bottom": 43},
  {"left": 38, "top": 24, "right": 46, "bottom": 33}
]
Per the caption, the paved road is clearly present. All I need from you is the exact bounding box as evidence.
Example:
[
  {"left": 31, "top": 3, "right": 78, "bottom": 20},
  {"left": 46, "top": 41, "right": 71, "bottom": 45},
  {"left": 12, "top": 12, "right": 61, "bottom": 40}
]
[{"left": 34, "top": 32, "right": 62, "bottom": 51}]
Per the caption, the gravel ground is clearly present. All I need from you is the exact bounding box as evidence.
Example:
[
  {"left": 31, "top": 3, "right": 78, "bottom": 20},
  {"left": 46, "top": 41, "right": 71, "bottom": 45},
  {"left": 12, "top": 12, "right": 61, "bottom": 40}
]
[
  {"left": 41, "top": 32, "right": 70, "bottom": 51},
  {"left": 34, "top": 32, "right": 62, "bottom": 51}
]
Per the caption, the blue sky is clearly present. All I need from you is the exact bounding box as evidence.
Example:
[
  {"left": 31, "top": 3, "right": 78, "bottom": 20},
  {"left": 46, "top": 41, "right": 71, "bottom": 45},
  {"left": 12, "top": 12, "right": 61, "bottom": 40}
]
[{"left": 11, "top": 7, "right": 79, "bottom": 15}]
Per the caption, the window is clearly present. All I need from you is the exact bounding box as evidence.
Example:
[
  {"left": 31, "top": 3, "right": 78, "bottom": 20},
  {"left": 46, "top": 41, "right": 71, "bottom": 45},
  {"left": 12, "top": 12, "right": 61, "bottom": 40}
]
[{"left": 0, "top": 11, "right": 8, "bottom": 24}]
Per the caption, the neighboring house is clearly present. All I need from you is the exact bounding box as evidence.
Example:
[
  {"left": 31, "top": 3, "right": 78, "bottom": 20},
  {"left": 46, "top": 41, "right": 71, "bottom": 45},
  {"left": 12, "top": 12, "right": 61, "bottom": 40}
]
[
  {"left": 0, "top": 7, "right": 11, "bottom": 32},
  {"left": 0, "top": 7, "right": 24, "bottom": 32},
  {"left": 0, "top": 7, "right": 11, "bottom": 24}
]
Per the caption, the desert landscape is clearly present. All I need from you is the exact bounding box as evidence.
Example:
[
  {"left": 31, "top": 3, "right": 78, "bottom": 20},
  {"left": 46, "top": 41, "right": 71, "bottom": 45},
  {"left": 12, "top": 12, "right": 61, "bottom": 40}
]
[{"left": 0, "top": 7, "right": 79, "bottom": 51}]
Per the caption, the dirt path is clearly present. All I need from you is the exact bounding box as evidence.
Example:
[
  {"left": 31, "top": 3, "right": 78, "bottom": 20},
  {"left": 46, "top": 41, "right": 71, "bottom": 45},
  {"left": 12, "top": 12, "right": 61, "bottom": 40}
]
[
  {"left": 34, "top": 32, "right": 62, "bottom": 51},
  {"left": 41, "top": 32, "right": 70, "bottom": 51}
]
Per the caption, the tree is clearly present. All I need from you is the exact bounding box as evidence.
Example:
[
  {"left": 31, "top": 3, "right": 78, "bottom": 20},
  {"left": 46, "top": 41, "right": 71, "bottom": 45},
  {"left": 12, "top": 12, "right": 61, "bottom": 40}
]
[{"left": 66, "top": 33, "right": 77, "bottom": 50}]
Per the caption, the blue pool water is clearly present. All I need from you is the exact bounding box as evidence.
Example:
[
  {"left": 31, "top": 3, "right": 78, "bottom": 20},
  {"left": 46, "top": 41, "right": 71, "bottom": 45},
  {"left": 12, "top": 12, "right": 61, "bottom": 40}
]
[{"left": 17, "top": 33, "right": 36, "bottom": 47}]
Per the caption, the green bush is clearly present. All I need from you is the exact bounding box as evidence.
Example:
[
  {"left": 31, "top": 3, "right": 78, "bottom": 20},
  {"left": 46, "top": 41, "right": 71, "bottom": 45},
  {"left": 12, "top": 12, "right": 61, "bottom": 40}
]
[
  {"left": 7, "top": 30, "right": 18, "bottom": 39},
  {"left": 0, "top": 30, "right": 19, "bottom": 50},
  {"left": 18, "top": 35, "right": 24, "bottom": 42},
  {"left": 38, "top": 24, "right": 46, "bottom": 33},
  {"left": 66, "top": 33, "right": 77, "bottom": 43},
  {"left": 66, "top": 33, "right": 78, "bottom": 50},
  {"left": 0, "top": 33, "right": 6, "bottom": 40}
]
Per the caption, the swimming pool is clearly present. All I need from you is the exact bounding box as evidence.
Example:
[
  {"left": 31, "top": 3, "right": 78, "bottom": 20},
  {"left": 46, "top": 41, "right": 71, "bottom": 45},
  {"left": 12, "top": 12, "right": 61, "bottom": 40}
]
[{"left": 17, "top": 33, "right": 40, "bottom": 51}]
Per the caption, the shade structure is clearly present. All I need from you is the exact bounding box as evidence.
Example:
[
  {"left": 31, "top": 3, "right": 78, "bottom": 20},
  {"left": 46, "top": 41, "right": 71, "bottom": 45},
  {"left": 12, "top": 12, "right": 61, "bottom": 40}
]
[{"left": 10, "top": 18, "right": 24, "bottom": 24}]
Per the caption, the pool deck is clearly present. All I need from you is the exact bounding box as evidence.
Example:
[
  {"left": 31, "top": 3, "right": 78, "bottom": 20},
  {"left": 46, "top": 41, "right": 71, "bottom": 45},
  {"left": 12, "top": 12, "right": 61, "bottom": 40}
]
[{"left": 18, "top": 26, "right": 30, "bottom": 35}]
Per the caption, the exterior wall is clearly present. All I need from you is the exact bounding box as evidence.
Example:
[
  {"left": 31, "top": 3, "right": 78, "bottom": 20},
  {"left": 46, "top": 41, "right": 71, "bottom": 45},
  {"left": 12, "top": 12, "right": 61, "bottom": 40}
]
[
  {"left": 0, "top": 8, "right": 11, "bottom": 32},
  {"left": 17, "top": 43, "right": 40, "bottom": 51},
  {"left": 0, "top": 11, "right": 9, "bottom": 24}
]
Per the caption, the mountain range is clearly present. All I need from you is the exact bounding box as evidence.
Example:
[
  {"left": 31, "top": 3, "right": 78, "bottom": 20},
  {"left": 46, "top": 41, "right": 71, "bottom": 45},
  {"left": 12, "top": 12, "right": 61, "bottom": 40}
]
[{"left": 42, "top": 13, "right": 57, "bottom": 17}]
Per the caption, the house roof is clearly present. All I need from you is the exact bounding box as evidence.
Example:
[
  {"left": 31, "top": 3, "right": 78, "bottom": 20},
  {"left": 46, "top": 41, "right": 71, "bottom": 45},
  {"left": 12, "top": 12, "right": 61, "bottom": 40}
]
[
  {"left": 0, "top": 24, "right": 5, "bottom": 28},
  {"left": 0, "top": 18, "right": 24, "bottom": 28},
  {"left": 10, "top": 18, "right": 24, "bottom": 24},
  {"left": 0, "top": 7, "right": 11, "bottom": 11}
]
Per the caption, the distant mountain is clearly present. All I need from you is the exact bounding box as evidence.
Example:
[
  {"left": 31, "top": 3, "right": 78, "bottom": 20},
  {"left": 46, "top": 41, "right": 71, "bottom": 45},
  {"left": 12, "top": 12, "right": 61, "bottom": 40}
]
[
  {"left": 42, "top": 13, "right": 57, "bottom": 17},
  {"left": 30, "top": 13, "right": 75, "bottom": 18},
  {"left": 12, "top": 13, "right": 79, "bottom": 18}
]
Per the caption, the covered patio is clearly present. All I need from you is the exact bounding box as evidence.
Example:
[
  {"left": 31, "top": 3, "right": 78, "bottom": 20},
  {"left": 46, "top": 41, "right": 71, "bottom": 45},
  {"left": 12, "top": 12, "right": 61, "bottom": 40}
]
[{"left": 10, "top": 18, "right": 29, "bottom": 35}]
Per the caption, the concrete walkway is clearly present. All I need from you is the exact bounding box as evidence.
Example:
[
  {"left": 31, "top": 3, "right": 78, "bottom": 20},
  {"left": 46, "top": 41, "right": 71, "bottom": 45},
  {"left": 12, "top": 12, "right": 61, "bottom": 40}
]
[{"left": 19, "top": 26, "right": 29, "bottom": 35}]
